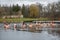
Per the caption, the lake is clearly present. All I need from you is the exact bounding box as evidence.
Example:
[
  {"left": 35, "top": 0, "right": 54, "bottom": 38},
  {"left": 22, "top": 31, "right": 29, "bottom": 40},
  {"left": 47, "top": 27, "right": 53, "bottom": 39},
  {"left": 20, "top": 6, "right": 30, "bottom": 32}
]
[{"left": 0, "top": 23, "right": 60, "bottom": 40}]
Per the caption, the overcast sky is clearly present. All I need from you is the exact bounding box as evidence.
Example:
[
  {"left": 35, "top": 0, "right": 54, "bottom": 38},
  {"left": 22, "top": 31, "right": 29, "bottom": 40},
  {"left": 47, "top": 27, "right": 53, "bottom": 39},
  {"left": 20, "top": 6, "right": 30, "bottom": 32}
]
[{"left": 0, "top": 0, "right": 59, "bottom": 6}]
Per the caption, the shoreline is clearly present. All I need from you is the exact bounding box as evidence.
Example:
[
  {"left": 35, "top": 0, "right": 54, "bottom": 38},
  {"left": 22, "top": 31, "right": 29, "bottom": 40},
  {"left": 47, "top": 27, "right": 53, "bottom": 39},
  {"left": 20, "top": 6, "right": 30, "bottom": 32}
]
[{"left": 0, "top": 18, "right": 60, "bottom": 23}]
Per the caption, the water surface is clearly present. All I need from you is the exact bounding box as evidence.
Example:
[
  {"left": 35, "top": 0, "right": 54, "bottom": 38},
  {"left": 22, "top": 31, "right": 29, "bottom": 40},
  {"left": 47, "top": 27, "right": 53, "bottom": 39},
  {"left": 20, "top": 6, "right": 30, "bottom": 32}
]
[{"left": 0, "top": 23, "right": 60, "bottom": 40}]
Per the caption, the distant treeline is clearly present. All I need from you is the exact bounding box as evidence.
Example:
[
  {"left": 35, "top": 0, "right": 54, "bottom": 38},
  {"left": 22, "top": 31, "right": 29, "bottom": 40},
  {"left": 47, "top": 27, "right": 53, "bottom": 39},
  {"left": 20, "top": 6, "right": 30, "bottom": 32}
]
[{"left": 0, "top": 1, "right": 60, "bottom": 20}]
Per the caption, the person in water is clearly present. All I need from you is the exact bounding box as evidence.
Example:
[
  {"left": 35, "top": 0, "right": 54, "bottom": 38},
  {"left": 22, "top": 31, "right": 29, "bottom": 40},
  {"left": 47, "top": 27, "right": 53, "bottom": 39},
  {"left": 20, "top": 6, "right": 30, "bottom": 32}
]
[
  {"left": 14, "top": 24, "right": 17, "bottom": 30},
  {"left": 29, "top": 23, "right": 33, "bottom": 28},
  {"left": 22, "top": 22, "right": 26, "bottom": 29},
  {"left": 4, "top": 23, "right": 9, "bottom": 30},
  {"left": 50, "top": 21, "right": 55, "bottom": 28}
]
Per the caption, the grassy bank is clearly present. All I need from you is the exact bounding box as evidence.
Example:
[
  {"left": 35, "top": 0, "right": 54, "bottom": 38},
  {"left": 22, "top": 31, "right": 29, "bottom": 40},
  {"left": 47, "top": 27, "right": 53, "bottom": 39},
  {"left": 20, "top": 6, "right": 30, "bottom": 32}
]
[{"left": 0, "top": 18, "right": 54, "bottom": 23}]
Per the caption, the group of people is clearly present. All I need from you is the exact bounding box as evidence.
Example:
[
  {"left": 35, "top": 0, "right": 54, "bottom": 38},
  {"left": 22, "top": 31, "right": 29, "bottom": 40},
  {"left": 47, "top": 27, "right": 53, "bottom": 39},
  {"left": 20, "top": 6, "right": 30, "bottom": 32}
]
[
  {"left": 28, "top": 22, "right": 56, "bottom": 30},
  {"left": 4, "top": 22, "right": 56, "bottom": 30},
  {"left": 4, "top": 22, "right": 27, "bottom": 30}
]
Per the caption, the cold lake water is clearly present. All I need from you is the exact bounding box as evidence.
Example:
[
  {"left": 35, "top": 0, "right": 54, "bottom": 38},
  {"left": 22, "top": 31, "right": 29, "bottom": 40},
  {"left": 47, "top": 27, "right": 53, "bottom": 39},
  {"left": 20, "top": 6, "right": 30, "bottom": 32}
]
[{"left": 0, "top": 23, "right": 60, "bottom": 40}]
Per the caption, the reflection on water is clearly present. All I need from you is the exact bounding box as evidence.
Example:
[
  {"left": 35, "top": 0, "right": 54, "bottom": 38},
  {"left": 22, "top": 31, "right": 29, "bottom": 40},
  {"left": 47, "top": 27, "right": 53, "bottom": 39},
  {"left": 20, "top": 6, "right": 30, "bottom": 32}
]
[{"left": 0, "top": 23, "right": 60, "bottom": 40}]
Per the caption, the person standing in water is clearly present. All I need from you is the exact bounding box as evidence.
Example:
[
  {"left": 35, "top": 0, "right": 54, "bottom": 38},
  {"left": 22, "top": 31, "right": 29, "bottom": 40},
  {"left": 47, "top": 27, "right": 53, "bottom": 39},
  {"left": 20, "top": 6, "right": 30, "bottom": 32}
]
[
  {"left": 29, "top": 23, "right": 33, "bottom": 28},
  {"left": 50, "top": 21, "right": 55, "bottom": 28},
  {"left": 22, "top": 22, "right": 26, "bottom": 29},
  {"left": 14, "top": 24, "right": 17, "bottom": 30},
  {"left": 4, "top": 23, "right": 10, "bottom": 30},
  {"left": 28, "top": 23, "right": 34, "bottom": 31}
]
